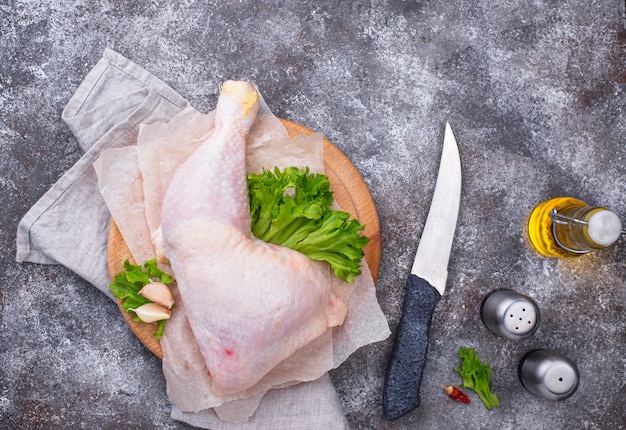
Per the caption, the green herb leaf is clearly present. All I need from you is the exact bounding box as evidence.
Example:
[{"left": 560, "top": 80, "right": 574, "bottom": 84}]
[
  {"left": 248, "top": 166, "right": 369, "bottom": 282},
  {"left": 109, "top": 258, "right": 174, "bottom": 338},
  {"left": 454, "top": 347, "right": 501, "bottom": 410}
]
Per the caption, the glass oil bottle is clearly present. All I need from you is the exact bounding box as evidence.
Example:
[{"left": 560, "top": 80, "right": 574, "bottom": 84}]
[{"left": 527, "top": 197, "right": 624, "bottom": 258}]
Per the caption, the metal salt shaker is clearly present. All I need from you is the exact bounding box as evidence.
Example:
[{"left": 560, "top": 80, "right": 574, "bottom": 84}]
[{"left": 480, "top": 289, "right": 540, "bottom": 340}]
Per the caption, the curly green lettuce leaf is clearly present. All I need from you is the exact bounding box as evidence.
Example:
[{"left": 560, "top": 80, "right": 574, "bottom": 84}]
[
  {"left": 109, "top": 258, "right": 174, "bottom": 338},
  {"left": 248, "top": 166, "right": 369, "bottom": 283},
  {"left": 454, "top": 347, "right": 501, "bottom": 410}
]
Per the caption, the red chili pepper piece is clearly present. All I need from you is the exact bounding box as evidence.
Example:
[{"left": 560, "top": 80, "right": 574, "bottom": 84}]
[{"left": 442, "top": 385, "right": 471, "bottom": 404}]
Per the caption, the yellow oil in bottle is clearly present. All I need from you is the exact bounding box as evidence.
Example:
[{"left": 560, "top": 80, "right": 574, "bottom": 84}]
[
  {"left": 528, "top": 197, "right": 623, "bottom": 258},
  {"left": 554, "top": 206, "right": 609, "bottom": 252},
  {"left": 527, "top": 197, "right": 586, "bottom": 258}
]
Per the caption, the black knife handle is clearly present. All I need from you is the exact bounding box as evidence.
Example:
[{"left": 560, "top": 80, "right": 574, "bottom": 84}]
[{"left": 382, "top": 274, "right": 441, "bottom": 421}]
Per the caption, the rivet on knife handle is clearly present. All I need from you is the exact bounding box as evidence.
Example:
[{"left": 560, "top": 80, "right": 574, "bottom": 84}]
[{"left": 382, "top": 274, "right": 440, "bottom": 420}]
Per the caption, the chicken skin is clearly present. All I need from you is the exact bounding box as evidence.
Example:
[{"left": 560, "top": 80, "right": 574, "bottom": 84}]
[{"left": 159, "top": 81, "right": 347, "bottom": 396}]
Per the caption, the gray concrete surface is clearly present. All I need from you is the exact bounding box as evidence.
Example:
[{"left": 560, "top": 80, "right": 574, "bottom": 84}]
[{"left": 2, "top": 1, "right": 625, "bottom": 429}]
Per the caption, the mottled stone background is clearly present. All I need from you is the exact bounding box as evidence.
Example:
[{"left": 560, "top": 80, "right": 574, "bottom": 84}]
[{"left": 1, "top": 1, "right": 625, "bottom": 429}]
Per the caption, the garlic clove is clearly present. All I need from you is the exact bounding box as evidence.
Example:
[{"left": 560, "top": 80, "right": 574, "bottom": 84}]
[
  {"left": 131, "top": 303, "right": 171, "bottom": 323},
  {"left": 139, "top": 282, "right": 175, "bottom": 309}
]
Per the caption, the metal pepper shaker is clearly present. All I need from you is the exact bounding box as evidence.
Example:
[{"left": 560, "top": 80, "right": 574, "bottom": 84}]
[
  {"left": 518, "top": 349, "right": 579, "bottom": 401},
  {"left": 528, "top": 197, "right": 624, "bottom": 258}
]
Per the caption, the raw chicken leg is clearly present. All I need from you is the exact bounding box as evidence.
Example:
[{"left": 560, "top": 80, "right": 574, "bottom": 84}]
[{"left": 159, "top": 81, "right": 347, "bottom": 396}]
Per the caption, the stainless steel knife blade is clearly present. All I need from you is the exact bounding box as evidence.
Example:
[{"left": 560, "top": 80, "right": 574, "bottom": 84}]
[
  {"left": 410, "top": 122, "right": 462, "bottom": 295},
  {"left": 383, "top": 122, "right": 462, "bottom": 421}
]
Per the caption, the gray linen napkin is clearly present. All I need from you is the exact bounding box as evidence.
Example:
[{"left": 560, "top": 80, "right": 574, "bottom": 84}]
[
  {"left": 16, "top": 48, "right": 189, "bottom": 296},
  {"left": 15, "top": 48, "right": 350, "bottom": 430}
]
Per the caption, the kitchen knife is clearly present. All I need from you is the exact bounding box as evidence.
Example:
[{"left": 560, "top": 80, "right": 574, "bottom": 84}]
[{"left": 382, "top": 122, "right": 462, "bottom": 421}]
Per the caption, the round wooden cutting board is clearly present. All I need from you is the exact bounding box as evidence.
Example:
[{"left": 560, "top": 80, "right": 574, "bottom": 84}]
[{"left": 107, "top": 119, "right": 381, "bottom": 358}]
